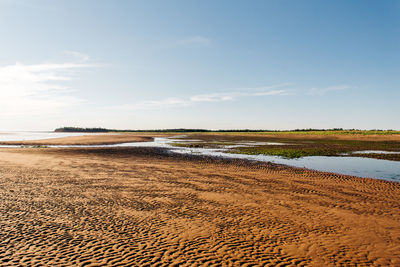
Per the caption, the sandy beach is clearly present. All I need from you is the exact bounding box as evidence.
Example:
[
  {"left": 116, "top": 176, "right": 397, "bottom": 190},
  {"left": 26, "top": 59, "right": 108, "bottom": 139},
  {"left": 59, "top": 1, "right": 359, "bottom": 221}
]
[
  {"left": 3, "top": 0, "right": 398, "bottom": 264},
  {"left": 1, "top": 136, "right": 399, "bottom": 266},
  {"left": 0, "top": 133, "right": 157, "bottom": 146}
]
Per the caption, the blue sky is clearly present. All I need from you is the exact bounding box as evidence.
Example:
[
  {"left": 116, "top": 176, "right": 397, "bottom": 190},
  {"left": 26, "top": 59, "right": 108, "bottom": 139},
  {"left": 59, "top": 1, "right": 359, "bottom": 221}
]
[{"left": 0, "top": 0, "right": 398, "bottom": 130}]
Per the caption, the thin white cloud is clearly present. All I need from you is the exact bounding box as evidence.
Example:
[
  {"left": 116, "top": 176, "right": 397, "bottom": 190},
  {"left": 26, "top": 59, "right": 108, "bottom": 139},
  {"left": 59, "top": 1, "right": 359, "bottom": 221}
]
[
  {"left": 308, "top": 85, "right": 351, "bottom": 96},
  {"left": 176, "top": 36, "right": 212, "bottom": 46},
  {"left": 190, "top": 90, "right": 288, "bottom": 103},
  {"left": 230, "top": 83, "right": 293, "bottom": 92},
  {"left": 122, "top": 97, "right": 190, "bottom": 110},
  {"left": 63, "top": 50, "right": 90, "bottom": 62},
  {"left": 117, "top": 87, "right": 289, "bottom": 111},
  {"left": 0, "top": 61, "right": 91, "bottom": 117}
]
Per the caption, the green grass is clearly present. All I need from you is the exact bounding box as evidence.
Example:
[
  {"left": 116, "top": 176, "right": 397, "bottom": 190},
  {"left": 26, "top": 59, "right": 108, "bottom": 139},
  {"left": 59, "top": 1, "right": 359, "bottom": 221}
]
[
  {"left": 230, "top": 147, "right": 346, "bottom": 159},
  {"left": 171, "top": 141, "right": 239, "bottom": 148},
  {"left": 205, "top": 130, "right": 400, "bottom": 136},
  {"left": 170, "top": 134, "right": 400, "bottom": 161}
]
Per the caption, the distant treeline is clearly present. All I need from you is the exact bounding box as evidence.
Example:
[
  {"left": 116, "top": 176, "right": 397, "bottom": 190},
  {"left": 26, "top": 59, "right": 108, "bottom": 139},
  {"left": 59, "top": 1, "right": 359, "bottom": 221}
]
[
  {"left": 55, "top": 127, "right": 112, "bottom": 132},
  {"left": 55, "top": 127, "right": 210, "bottom": 133},
  {"left": 54, "top": 127, "right": 397, "bottom": 133}
]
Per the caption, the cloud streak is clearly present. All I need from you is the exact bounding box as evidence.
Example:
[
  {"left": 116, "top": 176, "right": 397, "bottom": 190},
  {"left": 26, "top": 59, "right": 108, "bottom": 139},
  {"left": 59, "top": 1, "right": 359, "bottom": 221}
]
[
  {"left": 63, "top": 50, "right": 90, "bottom": 62},
  {"left": 118, "top": 87, "right": 289, "bottom": 111},
  {"left": 189, "top": 89, "right": 288, "bottom": 102},
  {"left": 0, "top": 61, "right": 91, "bottom": 117},
  {"left": 308, "top": 85, "right": 351, "bottom": 95},
  {"left": 116, "top": 82, "right": 351, "bottom": 111}
]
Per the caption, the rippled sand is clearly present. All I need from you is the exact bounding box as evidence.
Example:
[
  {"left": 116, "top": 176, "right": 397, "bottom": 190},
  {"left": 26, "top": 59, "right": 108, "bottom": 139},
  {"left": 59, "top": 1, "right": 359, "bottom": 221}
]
[{"left": 0, "top": 146, "right": 399, "bottom": 266}]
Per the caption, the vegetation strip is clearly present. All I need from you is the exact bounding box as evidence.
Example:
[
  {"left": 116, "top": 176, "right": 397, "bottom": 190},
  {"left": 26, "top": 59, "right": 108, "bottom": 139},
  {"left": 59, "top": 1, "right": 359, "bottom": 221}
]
[
  {"left": 55, "top": 127, "right": 400, "bottom": 135},
  {"left": 170, "top": 135, "right": 400, "bottom": 161}
]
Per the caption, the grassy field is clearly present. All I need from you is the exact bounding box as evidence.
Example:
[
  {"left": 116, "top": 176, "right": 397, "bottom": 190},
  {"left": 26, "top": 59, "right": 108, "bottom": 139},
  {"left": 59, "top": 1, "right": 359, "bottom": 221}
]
[
  {"left": 180, "top": 130, "right": 400, "bottom": 135},
  {"left": 256, "top": 130, "right": 400, "bottom": 135}
]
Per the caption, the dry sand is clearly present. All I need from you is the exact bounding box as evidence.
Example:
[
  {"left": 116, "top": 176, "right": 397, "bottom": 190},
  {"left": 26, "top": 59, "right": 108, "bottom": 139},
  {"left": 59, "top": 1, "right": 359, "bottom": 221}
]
[
  {"left": 0, "top": 141, "right": 399, "bottom": 265},
  {"left": 0, "top": 133, "right": 156, "bottom": 146}
]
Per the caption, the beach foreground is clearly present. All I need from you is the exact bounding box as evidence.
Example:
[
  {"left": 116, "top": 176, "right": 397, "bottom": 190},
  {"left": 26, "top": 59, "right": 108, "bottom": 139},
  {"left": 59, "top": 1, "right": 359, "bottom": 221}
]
[{"left": 0, "top": 146, "right": 399, "bottom": 266}]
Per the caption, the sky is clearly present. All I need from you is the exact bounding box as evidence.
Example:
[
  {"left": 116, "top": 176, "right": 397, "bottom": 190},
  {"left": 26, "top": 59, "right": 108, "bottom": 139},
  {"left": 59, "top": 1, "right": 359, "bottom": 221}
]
[{"left": 0, "top": 0, "right": 399, "bottom": 131}]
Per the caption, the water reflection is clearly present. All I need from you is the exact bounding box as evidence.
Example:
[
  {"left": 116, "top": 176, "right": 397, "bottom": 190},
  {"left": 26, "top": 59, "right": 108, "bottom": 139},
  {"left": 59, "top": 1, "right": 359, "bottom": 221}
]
[
  {"left": 352, "top": 150, "right": 400, "bottom": 155},
  {"left": 117, "top": 138, "right": 400, "bottom": 182}
]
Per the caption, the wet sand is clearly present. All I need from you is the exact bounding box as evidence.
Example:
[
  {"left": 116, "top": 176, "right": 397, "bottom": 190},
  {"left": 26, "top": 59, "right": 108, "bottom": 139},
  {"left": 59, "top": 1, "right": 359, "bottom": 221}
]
[{"left": 0, "top": 145, "right": 399, "bottom": 266}]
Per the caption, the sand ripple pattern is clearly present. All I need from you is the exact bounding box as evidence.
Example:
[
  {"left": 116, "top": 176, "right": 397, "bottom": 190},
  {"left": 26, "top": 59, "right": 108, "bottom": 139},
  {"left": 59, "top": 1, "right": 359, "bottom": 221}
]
[{"left": 0, "top": 147, "right": 399, "bottom": 266}]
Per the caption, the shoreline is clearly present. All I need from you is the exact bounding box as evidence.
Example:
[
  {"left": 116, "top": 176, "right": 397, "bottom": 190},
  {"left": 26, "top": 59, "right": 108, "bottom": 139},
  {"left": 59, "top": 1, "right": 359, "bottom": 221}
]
[
  {"left": 23, "top": 146, "right": 400, "bottom": 184},
  {"left": 1, "top": 135, "right": 399, "bottom": 182},
  {"left": 2, "top": 145, "right": 400, "bottom": 186}
]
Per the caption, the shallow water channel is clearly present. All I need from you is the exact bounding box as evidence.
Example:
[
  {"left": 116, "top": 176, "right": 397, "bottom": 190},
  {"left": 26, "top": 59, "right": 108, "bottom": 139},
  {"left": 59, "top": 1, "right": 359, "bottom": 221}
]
[
  {"left": 123, "top": 137, "right": 400, "bottom": 182},
  {"left": 1, "top": 135, "right": 399, "bottom": 183}
]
